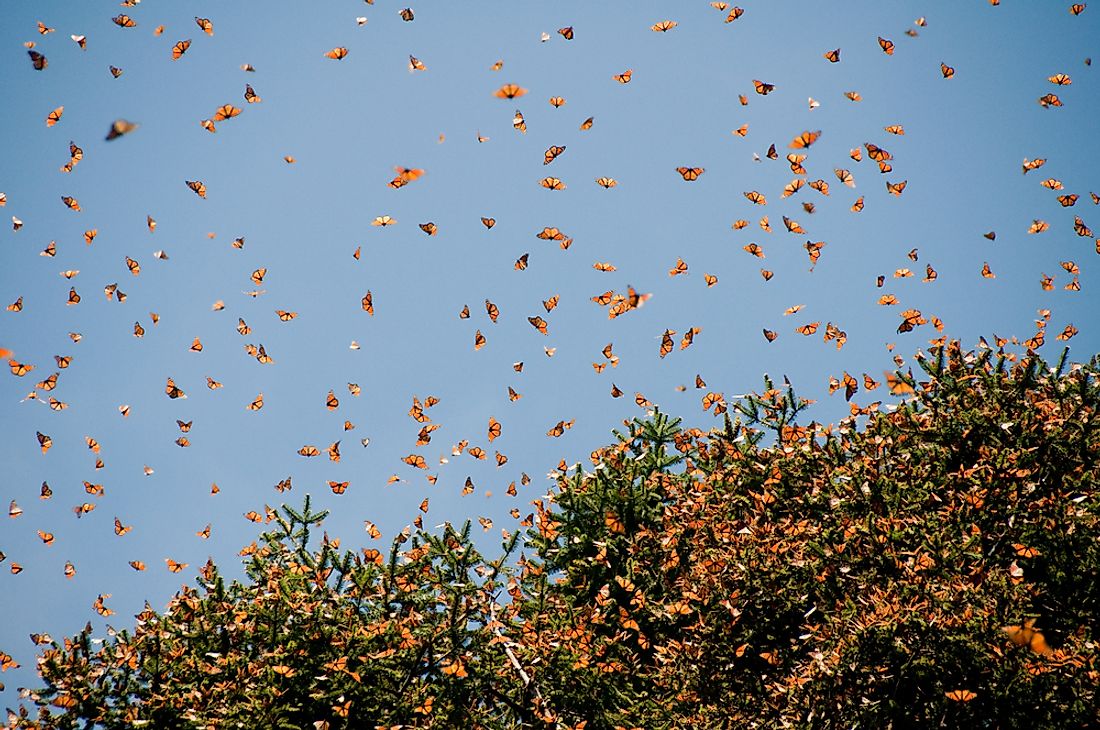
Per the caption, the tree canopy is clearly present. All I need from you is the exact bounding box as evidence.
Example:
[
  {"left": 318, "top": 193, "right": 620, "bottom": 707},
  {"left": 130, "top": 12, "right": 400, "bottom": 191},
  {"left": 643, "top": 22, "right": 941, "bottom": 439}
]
[{"left": 8, "top": 340, "right": 1099, "bottom": 729}]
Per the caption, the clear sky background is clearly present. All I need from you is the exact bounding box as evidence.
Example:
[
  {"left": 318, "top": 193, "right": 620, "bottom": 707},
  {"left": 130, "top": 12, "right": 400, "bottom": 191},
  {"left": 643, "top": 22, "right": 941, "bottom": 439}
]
[{"left": 1, "top": 0, "right": 1098, "bottom": 703}]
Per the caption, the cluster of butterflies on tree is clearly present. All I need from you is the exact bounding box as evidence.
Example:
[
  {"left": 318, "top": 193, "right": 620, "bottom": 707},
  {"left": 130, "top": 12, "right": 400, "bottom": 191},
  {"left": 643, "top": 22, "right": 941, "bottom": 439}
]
[{"left": 0, "top": 0, "right": 1097, "bottom": 696}]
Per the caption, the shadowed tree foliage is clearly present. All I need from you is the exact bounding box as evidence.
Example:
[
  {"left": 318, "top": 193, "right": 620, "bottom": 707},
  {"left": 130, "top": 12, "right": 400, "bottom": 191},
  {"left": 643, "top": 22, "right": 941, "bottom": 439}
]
[{"left": 7, "top": 340, "right": 1099, "bottom": 729}]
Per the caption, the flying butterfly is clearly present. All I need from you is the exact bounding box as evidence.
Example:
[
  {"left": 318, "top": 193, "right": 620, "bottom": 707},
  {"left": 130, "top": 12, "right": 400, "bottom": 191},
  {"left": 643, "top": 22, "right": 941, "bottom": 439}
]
[
  {"left": 543, "top": 145, "right": 566, "bottom": 165},
  {"left": 172, "top": 40, "right": 191, "bottom": 60},
  {"left": 494, "top": 84, "right": 528, "bottom": 99},
  {"left": 789, "top": 130, "right": 821, "bottom": 149},
  {"left": 753, "top": 79, "right": 775, "bottom": 95}
]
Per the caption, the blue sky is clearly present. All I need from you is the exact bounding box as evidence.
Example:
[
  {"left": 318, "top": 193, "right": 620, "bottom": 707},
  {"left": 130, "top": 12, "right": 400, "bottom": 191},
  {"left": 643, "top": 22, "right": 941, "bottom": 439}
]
[{"left": 1, "top": 0, "right": 1098, "bottom": 701}]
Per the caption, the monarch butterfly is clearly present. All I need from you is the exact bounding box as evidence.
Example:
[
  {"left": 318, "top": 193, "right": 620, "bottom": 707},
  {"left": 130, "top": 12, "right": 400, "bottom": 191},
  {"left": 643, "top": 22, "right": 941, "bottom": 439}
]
[
  {"left": 109, "top": 66, "right": 124, "bottom": 78},
  {"left": 941, "top": 62, "right": 955, "bottom": 78},
  {"left": 161, "top": 377, "right": 186, "bottom": 400},
  {"left": 192, "top": 15, "right": 213, "bottom": 34},
  {"left": 613, "top": 69, "right": 633, "bottom": 83},
  {"left": 403, "top": 454, "right": 427, "bottom": 469},
  {"left": 325, "top": 47, "right": 349, "bottom": 60},
  {"left": 189, "top": 337, "right": 203, "bottom": 352},
  {"left": 809, "top": 179, "right": 829, "bottom": 196},
  {"left": 399, "top": 7, "right": 414, "bottom": 21},
  {"left": 512, "top": 109, "right": 526, "bottom": 132},
  {"left": 795, "top": 322, "right": 820, "bottom": 335},
  {"left": 782, "top": 216, "right": 805, "bottom": 234},
  {"left": 61, "top": 195, "right": 80, "bottom": 211},
  {"left": 1003, "top": 619, "right": 1054, "bottom": 656},
  {"left": 361, "top": 291, "right": 374, "bottom": 315},
  {"left": 480, "top": 216, "right": 496, "bottom": 229},
  {"left": 543, "top": 295, "right": 559, "bottom": 312},
  {"left": 508, "top": 386, "right": 522, "bottom": 401},
  {"left": 7, "top": 296, "right": 23, "bottom": 312},
  {"left": 945, "top": 689, "right": 977, "bottom": 702},
  {"left": 474, "top": 329, "right": 487, "bottom": 350},
  {"left": 1038, "top": 93, "right": 1063, "bottom": 108},
  {"left": 371, "top": 215, "right": 395, "bottom": 227},
  {"left": 593, "top": 261, "right": 617, "bottom": 271},
  {"left": 408, "top": 55, "right": 426, "bottom": 72},
  {"left": 981, "top": 262, "right": 996, "bottom": 278},
  {"left": 680, "top": 327, "right": 701, "bottom": 350},
  {"left": 844, "top": 90, "right": 862, "bottom": 102},
  {"left": 824, "top": 322, "right": 847, "bottom": 350},
  {"left": 725, "top": 6, "right": 745, "bottom": 22},
  {"left": 669, "top": 258, "right": 688, "bottom": 276},
  {"left": 1070, "top": 3, "right": 1086, "bottom": 14},
  {"left": 580, "top": 116, "right": 594, "bottom": 130},
  {"left": 172, "top": 40, "right": 191, "bottom": 60},
  {"left": 113, "top": 14, "right": 137, "bottom": 28},
  {"left": 782, "top": 179, "right": 804, "bottom": 198},
  {"left": 884, "top": 124, "right": 904, "bottom": 135},
  {"left": 166, "top": 559, "right": 187, "bottom": 573},
  {"left": 596, "top": 177, "right": 618, "bottom": 188},
  {"left": 212, "top": 104, "right": 241, "bottom": 121},
  {"left": 46, "top": 106, "right": 63, "bottom": 127},
  {"left": 238, "top": 85, "right": 262, "bottom": 107},
  {"left": 732, "top": 123, "right": 749, "bottom": 137},
  {"left": 543, "top": 145, "right": 566, "bottom": 164},
  {"left": 823, "top": 48, "right": 840, "bottom": 63},
  {"left": 519, "top": 314, "right": 549, "bottom": 335},
  {"left": 651, "top": 20, "right": 678, "bottom": 32},
  {"left": 540, "top": 177, "right": 565, "bottom": 190},
  {"left": 537, "top": 227, "right": 565, "bottom": 241},
  {"left": 897, "top": 309, "right": 926, "bottom": 334},
  {"left": 789, "top": 130, "right": 821, "bottom": 149},
  {"left": 186, "top": 180, "right": 207, "bottom": 198},
  {"left": 549, "top": 96, "right": 565, "bottom": 107},
  {"left": 1073, "top": 215, "right": 1093, "bottom": 236},
  {"left": 886, "top": 180, "right": 907, "bottom": 196},
  {"left": 1056, "top": 324, "right": 1078, "bottom": 341},
  {"left": 129, "top": 561, "right": 146, "bottom": 571},
  {"left": 677, "top": 167, "right": 705, "bottom": 181},
  {"left": 297, "top": 445, "right": 320, "bottom": 457},
  {"left": 753, "top": 79, "right": 775, "bottom": 95},
  {"left": 494, "top": 83, "right": 527, "bottom": 99},
  {"left": 878, "top": 36, "right": 894, "bottom": 54},
  {"left": 1057, "top": 194, "right": 1079, "bottom": 207},
  {"left": 743, "top": 243, "right": 765, "bottom": 258},
  {"left": 28, "top": 50, "right": 48, "bottom": 70}
]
